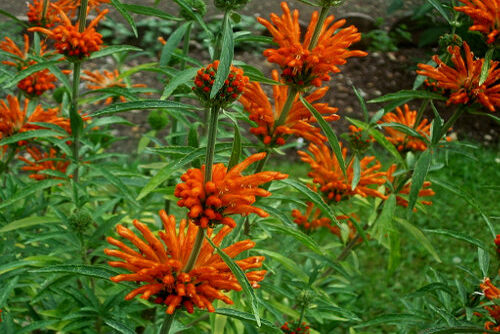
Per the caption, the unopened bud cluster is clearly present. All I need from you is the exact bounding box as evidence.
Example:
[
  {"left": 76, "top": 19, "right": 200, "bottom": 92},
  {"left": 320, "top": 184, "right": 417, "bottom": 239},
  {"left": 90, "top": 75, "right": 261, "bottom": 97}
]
[
  {"left": 180, "top": 0, "right": 207, "bottom": 19},
  {"left": 192, "top": 60, "right": 248, "bottom": 107},
  {"left": 214, "top": 0, "right": 250, "bottom": 11}
]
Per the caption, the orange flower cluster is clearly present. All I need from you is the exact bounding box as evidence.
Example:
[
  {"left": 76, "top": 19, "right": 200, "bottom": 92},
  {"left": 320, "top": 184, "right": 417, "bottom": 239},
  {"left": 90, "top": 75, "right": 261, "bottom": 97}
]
[
  {"left": 105, "top": 211, "right": 266, "bottom": 314},
  {"left": 239, "top": 70, "right": 339, "bottom": 146},
  {"left": 18, "top": 147, "right": 70, "bottom": 180},
  {"left": 82, "top": 69, "right": 147, "bottom": 105},
  {"left": 379, "top": 105, "right": 431, "bottom": 152},
  {"left": 281, "top": 321, "right": 311, "bottom": 334},
  {"left": 0, "top": 35, "right": 57, "bottom": 97},
  {"left": 417, "top": 42, "right": 500, "bottom": 112},
  {"left": 480, "top": 278, "right": 500, "bottom": 331},
  {"left": 175, "top": 153, "right": 288, "bottom": 228},
  {"left": 27, "top": 0, "right": 70, "bottom": 27},
  {"left": 192, "top": 60, "right": 249, "bottom": 107},
  {"left": 0, "top": 95, "right": 71, "bottom": 142},
  {"left": 386, "top": 165, "right": 435, "bottom": 208},
  {"left": 258, "top": 2, "right": 367, "bottom": 88},
  {"left": 29, "top": 6, "right": 108, "bottom": 59},
  {"left": 298, "top": 143, "right": 387, "bottom": 202},
  {"left": 292, "top": 201, "right": 358, "bottom": 240},
  {"left": 454, "top": 0, "right": 500, "bottom": 44},
  {"left": 348, "top": 125, "right": 373, "bottom": 152}
]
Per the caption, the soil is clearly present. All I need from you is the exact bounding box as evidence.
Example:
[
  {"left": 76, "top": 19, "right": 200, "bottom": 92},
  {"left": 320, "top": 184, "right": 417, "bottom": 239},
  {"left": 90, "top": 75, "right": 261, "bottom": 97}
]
[{"left": 0, "top": 0, "right": 497, "bottom": 151}]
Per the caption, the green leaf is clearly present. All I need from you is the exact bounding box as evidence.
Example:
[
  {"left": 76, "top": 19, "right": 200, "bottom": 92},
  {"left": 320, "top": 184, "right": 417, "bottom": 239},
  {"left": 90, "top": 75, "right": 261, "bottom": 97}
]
[
  {"left": 0, "top": 216, "right": 60, "bottom": 233},
  {"left": 214, "top": 309, "right": 280, "bottom": 332},
  {"left": 408, "top": 149, "right": 432, "bottom": 213},
  {"left": 90, "top": 45, "right": 142, "bottom": 59},
  {"left": 257, "top": 249, "right": 308, "bottom": 281},
  {"left": 379, "top": 122, "right": 429, "bottom": 143},
  {"left": 260, "top": 220, "right": 323, "bottom": 255},
  {"left": 420, "top": 326, "right": 500, "bottom": 334},
  {"left": 31, "top": 265, "right": 118, "bottom": 280},
  {"left": 92, "top": 100, "right": 194, "bottom": 117},
  {"left": 104, "top": 319, "right": 135, "bottom": 334},
  {"left": 354, "top": 314, "right": 427, "bottom": 328},
  {"left": 480, "top": 48, "right": 494, "bottom": 86},
  {"left": 236, "top": 64, "right": 281, "bottom": 86},
  {"left": 0, "top": 276, "right": 18, "bottom": 307},
  {"left": 351, "top": 155, "right": 361, "bottom": 190},
  {"left": 395, "top": 218, "right": 441, "bottom": 262},
  {"left": 110, "top": 0, "right": 138, "bottom": 37},
  {"left": 353, "top": 86, "right": 369, "bottom": 122},
  {"left": 347, "top": 118, "right": 405, "bottom": 166},
  {"left": 424, "top": 229, "right": 487, "bottom": 250},
  {"left": 121, "top": 4, "right": 181, "bottom": 21},
  {"left": 300, "top": 95, "right": 346, "bottom": 176},
  {"left": 467, "top": 110, "right": 500, "bottom": 124},
  {"left": 161, "top": 67, "right": 198, "bottom": 99},
  {"left": 228, "top": 124, "right": 242, "bottom": 169},
  {"left": 90, "top": 165, "right": 140, "bottom": 207},
  {"left": 427, "top": 0, "right": 451, "bottom": 23},
  {"left": 478, "top": 247, "right": 489, "bottom": 277},
  {"left": 0, "top": 9, "right": 28, "bottom": 27},
  {"left": 368, "top": 90, "right": 447, "bottom": 103},
  {"left": 429, "top": 177, "right": 496, "bottom": 237},
  {"left": 407, "top": 282, "right": 453, "bottom": 298},
  {"left": 174, "top": 0, "right": 213, "bottom": 38},
  {"left": 210, "top": 15, "right": 234, "bottom": 99},
  {"left": 3, "top": 61, "right": 60, "bottom": 88},
  {"left": 205, "top": 237, "right": 261, "bottom": 327},
  {"left": 160, "top": 22, "right": 192, "bottom": 67},
  {"left": 280, "top": 179, "right": 338, "bottom": 226},
  {"left": 0, "top": 179, "right": 61, "bottom": 210}
]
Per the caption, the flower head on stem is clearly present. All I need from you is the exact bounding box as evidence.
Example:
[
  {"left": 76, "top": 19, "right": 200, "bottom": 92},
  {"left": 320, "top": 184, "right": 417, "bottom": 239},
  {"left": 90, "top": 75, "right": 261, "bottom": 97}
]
[{"left": 454, "top": 0, "right": 500, "bottom": 44}]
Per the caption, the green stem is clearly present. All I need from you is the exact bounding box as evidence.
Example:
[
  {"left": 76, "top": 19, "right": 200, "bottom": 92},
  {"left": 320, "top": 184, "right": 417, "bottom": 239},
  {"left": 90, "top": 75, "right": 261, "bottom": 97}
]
[
  {"left": 441, "top": 106, "right": 465, "bottom": 138},
  {"left": 41, "top": 0, "right": 49, "bottom": 23},
  {"left": 254, "top": 150, "right": 271, "bottom": 173},
  {"left": 77, "top": 0, "right": 88, "bottom": 33},
  {"left": 184, "top": 228, "right": 205, "bottom": 272},
  {"left": 309, "top": 6, "right": 329, "bottom": 50},
  {"left": 297, "top": 300, "right": 307, "bottom": 329},
  {"left": 71, "top": 62, "right": 82, "bottom": 182},
  {"left": 160, "top": 311, "right": 177, "bottom": 334},
  {"left": 0, "top": 144, "right": 16, "bottom": 177},
  {"left": 204, "top": 106, "right": 220, "bottom": 183},
  {"left": 413, "top": 100, "right": 428, "bottom": 129},
  {"left": 275, "top": 87, "right": 298, "bottom": 129}
]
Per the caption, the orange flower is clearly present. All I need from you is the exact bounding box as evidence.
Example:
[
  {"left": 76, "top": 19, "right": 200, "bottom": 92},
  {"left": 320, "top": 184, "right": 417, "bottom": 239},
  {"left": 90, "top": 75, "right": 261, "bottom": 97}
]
[
  {"left": 239, "top": 70, "right": 339, "bottom": 146},
  {"left": 386, "top": 164, "right": 435, "bottom": 208},
  {"left": 480, "top": 278, "right": 500, "bottom": 331},
  {"left": 175, "top": 153, "right": 288, "bottom": 228},
  {"left": 192, "top": 60, "right": 249, "bottom": 107},
  {"left": 292, "top": 201, "right": 358, "bottom": 240},
  {"left": 258, "top": 2, "right": 367, "bottom": 88},
  {"left": 0, "top": 35, "right": 57, "bottom": 96},
  {"left": 27, "top": 0, "right": 71, "bottom": 27},
  {"left": 298, "top": 143, "right": 387, "bottom": 202},
  {"left": 347, "top": 125, "right": 374, "bottom": 152},
  {"left": 82, "top": 69, "right": 147, "bottom": 105},
  {"left": 104, "top": 211, "right": 266, "bottom": 314},
  {"left": 0, "top": 95, "right": 71, "bottom": 142},
  {"left": 281, "top": 321, "right": 311, "bottom": 334},
  {"left": 56, "top": 0, "right": 110, "bottom": 15},
  {"left": 379, "top": 104, "right": 430, "bottom": 152},
  {"left": 29, "top": 5, "right": 108, "bottom": 59},
  {"left": 18, "top": 147, "right": 70, "bottom": 180},
  {"left": 454, "top": 0, "right": 500, "bottom": 44},
  {"left": 417, "top": 42, "right": 500, "bottom": 112}
]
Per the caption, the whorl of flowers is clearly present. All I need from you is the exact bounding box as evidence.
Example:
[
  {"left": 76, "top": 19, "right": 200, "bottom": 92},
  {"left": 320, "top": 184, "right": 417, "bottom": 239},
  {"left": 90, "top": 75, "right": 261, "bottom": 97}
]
[
  {"left": 258, "top": 2, "right": 367, "bottom": 88},
  {"left": 192, "top": 60, "right": 249, "bottom": 107},
  {"left": 379, "top": 104, "right": 431, "bottom": 152},
  {"left": 82, "top": 69, "right": 147, "bottom": 105},
  {"left": 27, "top": 0, "right": 72, "bottom": 27},
  {"left": 281, "top": 321, "right": 311, "bottom": 334},
  {"left": 480, "top": 277, "right": 500, "bottom": 331},
  {"left": 454, "top": 0, "right": 500, "bottom": 44},
  {"left": 0, "top": 35, "right": 57, "bottom": 97},
  {"left": 104, "top": 211, "right": 266, "bottom": 314},
  {"left": 175, "top": 153, "right": 288, "bottom": 228},
  {"left": 298, "top": 143, "right": 387, "bottom": 202},
  {"left": 239, "top": 70, "right": 339, "bottom": 146},
  {"left": 417, "top": 41, "right": 500, "bottom": 112},
  {"left": 18, "top": 147, "right": 70, "bottom": 180},
  {"left": 29, "top": 5, "right": 108, "bottom": 60}
]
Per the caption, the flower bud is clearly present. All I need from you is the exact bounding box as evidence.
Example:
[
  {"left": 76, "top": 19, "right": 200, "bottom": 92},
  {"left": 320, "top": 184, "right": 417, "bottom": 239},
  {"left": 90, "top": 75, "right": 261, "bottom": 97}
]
[
  {"left": 180, "top": 0, "right": 207, "bottom": 20},
  {"left": 68, "top": 209, "right": 93, "bottom": 235},
  {"left": 148, "top": 110, "right": 169, "bottom": 131},
  {"left": 192, "top": 60, "right": 249, "bottom": 108},
  {"left": 214, "top": 0, "right": 250, "bottom": 11}
]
